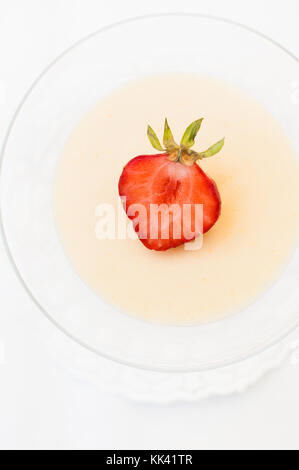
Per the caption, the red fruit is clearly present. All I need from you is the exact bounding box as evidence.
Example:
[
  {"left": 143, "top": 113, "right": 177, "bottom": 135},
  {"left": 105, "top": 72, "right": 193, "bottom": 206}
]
[{"left": 118, "top": 119, "right": 224, "bottom": 251}]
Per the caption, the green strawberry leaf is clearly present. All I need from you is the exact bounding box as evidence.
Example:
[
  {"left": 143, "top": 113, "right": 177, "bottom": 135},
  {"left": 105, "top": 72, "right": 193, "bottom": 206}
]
[
  {"left": 147, "top": 125, "right": 164, "bottom": 151},
  {"left": 180, "top": 118, "right": 204, "bottom": 148},
  {"left": 163, "top": 118, "right": 178, "bottom": 150},
  {"left": 198, "top": 138, "right": 225, "bottom": 159}
]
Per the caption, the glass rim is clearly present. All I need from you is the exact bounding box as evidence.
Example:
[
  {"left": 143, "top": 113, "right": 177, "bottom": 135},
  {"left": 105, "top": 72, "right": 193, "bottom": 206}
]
[{"left": 1, "top": 12, "right": 299, "bottom": 373}]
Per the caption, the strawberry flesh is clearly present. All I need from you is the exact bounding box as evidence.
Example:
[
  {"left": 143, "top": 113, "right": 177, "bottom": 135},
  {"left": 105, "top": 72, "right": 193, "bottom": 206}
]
[{"left": 118, "top": 153, "right": 221, "bottom": 251}]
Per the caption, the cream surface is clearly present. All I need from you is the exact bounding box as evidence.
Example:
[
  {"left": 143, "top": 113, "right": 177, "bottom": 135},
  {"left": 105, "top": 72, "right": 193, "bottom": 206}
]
[{"left": 54, "top": 74, "right": 299, "bottom": 325}]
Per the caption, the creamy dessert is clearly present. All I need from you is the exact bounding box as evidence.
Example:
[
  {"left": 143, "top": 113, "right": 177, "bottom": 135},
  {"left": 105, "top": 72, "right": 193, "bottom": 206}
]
[{"left": 54, "top": 74, "right": 299, "bottom": 325}]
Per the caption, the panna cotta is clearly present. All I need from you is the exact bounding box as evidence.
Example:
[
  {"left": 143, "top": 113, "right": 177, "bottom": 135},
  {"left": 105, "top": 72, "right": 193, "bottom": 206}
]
[{"left": 54, "top": 74, "right": 299, "bottom": 325}]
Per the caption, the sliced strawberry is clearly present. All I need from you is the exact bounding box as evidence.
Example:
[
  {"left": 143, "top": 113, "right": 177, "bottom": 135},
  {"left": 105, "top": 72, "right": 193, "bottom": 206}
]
[{"left": 118, "top": 119, "right": 224, "bottom": 251}]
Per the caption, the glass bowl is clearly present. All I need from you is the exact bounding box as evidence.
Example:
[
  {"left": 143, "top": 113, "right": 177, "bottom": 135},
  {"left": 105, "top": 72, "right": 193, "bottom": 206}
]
[{"left": 1, "top": 13, "right": 299, "bottom": 372}]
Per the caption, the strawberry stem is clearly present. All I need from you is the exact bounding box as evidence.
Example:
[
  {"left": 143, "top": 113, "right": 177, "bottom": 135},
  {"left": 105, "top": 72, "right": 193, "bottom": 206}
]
[{"left": 147, "top": 119, "right": 224, "bottom": 165}]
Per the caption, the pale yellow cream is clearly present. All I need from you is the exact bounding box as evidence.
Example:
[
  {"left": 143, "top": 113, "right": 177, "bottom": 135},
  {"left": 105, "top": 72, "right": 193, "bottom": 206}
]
[{"left": 54, "top": 74, "right": 299, "bottom": 325}]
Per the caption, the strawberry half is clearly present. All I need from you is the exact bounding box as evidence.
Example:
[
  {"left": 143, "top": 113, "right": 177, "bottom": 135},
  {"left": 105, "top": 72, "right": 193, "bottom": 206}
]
[{"left": 118, "top": 119, "right": 224, "bottom": 251}]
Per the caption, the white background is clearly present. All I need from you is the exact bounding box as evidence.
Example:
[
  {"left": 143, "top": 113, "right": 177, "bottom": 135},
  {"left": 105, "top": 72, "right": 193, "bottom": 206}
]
[{"left": 1, "top": 0, "right": 299, "bottom": 450}]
